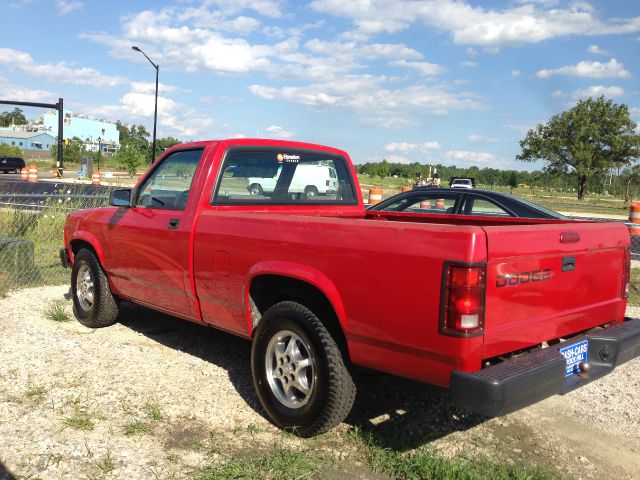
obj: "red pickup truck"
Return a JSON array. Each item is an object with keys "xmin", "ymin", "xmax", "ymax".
[{"xmin": 61, "ymin": 138, "xmax": 640, "ymax": 437}]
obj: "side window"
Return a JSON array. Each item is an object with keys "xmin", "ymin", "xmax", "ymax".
[
  {"xmin": 214, "ymin": 149, "xmax": 356, "ymax": 205},
  {"xmin": 136, "ymin": 149, "xmax": 203, "ymax": 210},
  {"xmin": 464, "ymin": 198, "xmax": 510, "ymax": 216},
  {"xmin": 384, "ymin": 194, "xmax": 458, "ymax": 213}
]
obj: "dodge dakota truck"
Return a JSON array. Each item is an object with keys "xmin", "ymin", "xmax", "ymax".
[{"xmin": 61, "ymin": 138, "xmax": 640, "ymax": 437}]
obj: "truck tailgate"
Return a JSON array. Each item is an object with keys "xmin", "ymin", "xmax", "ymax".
[{"xmin": 482, "ymin": 221, "xmax": 629, "ymax": 359}]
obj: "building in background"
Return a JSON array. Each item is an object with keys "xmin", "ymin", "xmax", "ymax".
[
  {"xmin": 0, "ymin": 130, "xmax": 56, "ymax": 152},
  {"xmin": 37, "ymin": 110, "xmax": 119, "ymax": 155}
]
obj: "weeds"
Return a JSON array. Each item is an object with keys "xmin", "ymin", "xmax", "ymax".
[
  {"xmin": 348, "ymin": 427, "xmax": 558, "ymax": 480},
  {"xmin": 45, "ymin": 300, "xmax": 71, "ymax": 322},
  {"xmin": 144, "ymin": 401, "xmax": 164, "ymax": 421},
  {"xmin": 25, "ymin": 384, "xmax": 46, "ymax": 401},
  {"xmin": 96, "ymin": 451, "xmax": 115, "ymax": 474},
  {"xmin": 63, "ymin": 401, "xmax": 95, "ymax": 431},
  {"xmin": 194, "ymin": 447, "xmax": 315, "ymax": 480},
  {"xmin": 123, "ymin": 420, "xmax": 151, "ymax": 437}
]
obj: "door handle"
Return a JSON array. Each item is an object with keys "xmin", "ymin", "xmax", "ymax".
[{"xmin": 168, "ymin": 218, "xmax": 180, "ymax": 229}]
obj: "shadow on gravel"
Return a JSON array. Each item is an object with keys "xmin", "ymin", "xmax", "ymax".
[
  {"xmin": 0, "ymin": 461, "xmax": 17, "ymax": 480},
  {"xmin": 116, "ymin": 302, "xmax": 486, "ymax": 452},
  {"xmin": 346, "ymin": 371, "xmax": 486, "ymax": 451}
]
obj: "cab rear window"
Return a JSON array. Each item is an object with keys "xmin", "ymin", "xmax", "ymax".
[{"xmin": 213, "ymin": 149, "xmax": 357, "ymax": 205}]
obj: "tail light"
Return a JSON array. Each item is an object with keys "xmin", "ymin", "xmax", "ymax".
[
  {"xmin": 623, "ymin": 247, "xmax": 631, "ymax": 299},
  {"xmin": 441, "ymin": 262, "xmax": 486, "ymax": 336}
]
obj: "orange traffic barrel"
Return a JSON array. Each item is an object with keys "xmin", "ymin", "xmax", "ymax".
[
  {"xmin": 91, "ymin": 171, "xmax": 101, "ymax": 185},
  {"xmin": 20, "ymin": 168, "xmax": 28, "ymax": 180},
  {"xmin": 436, "ymin": 198, "xmax": 445, "ymax": 209},
  {"xmin": 629, "ymin": 201, "xmax": 640, "ymax": 235},
  {"xmin": 27, "ymin": 165, "xmax": 38, "ymax": 182},
  {"xmin": 401, "ymin": 186, "xmax": 412, "ymax": 192},
  {"xmin": 368, "ymin": 188, "xmax": 383, "ymax": 205},
  {"xmin": 420, "ymin": 199, "xmax": 431, "ymax": 209}
]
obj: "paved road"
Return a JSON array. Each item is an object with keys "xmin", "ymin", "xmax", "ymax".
[{"xmin": 0, "ymin": 173, "xmax": 111, "ymax": 209}]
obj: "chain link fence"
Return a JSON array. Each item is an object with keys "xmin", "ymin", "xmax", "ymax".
[
  {"xmin": 0, "ymin": 183, "xmax": 639, "ymax": 296},
  {"xmin": 0, "ymin": 184, "xmax": 109, "ymax": 296}
]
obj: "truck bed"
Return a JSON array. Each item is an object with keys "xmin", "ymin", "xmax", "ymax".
[{"xmin": 193, "ymin": 208, "xmax": 629, "ymax": 386}]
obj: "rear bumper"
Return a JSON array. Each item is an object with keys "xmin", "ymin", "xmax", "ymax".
[{"xmin": 451, "ymin": 317, "xmax": 640, "ymax": 417}]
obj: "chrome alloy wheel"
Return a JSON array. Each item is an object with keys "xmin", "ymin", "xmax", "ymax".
[
  {"xmin": 265, "ymin": 330, "xmax": 315, "ymax": 409},
  {"xmin": 76, "ymin": 264, "xmax": 95, "ymax": 311}
]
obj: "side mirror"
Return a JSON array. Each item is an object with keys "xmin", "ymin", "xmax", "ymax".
[{"xmin": 110, "ymin": 189, "xmax": 131, "ymax": 207}]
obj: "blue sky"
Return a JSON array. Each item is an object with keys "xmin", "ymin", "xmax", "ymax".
[{"xmin": 1, "ymin": 0, "xmax": 639, "ymax": 170}]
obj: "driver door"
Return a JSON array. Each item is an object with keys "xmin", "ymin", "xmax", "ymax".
[{"xmin": 106, "ymin": 148, "xmax": 203, "ymax": 317}]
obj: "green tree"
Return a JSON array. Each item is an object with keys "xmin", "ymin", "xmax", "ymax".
[
  {"xmin": 50, "ymin": 137, "xmax": 86, "ymax": 165},
  {"xmin": 517, "ymin": 96, "xmax": 640, "ymax": 200},
  {"xmin": 0, "ymin": 143, "xmax": 23, "ymax": 157},
  {"xmin": 0, "ymin": 108, "xmax": 28, "ymax": 127},
  {"xmin": 117, "ymin": 122, "xmax": 151, "ymax": 161},
  {"xmin": 114, "ymin": 143, "xmax": 144, "ymax": 177},
  {"xmin": 157, "ymin": 137, "xmax": 182, "ymax": 152},
  {"xmin": 378, "ymin": 159, "xmax": 390, "ymax": 178}
]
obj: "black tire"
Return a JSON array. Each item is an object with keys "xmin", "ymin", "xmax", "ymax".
[
  {"xmin": 71, "ymin": 248, "xmax": 119, "ymax": 328},
  {"xmin": 249, "ymin": 183, "xmax": 264, "ymax": 196},
  {"xmin": 251, "ymin": 301, "xmax": 356, "ymax": 437},
  {"xmin": 304, "ymin": 186, "xmax": 318, "ymax": 198}
]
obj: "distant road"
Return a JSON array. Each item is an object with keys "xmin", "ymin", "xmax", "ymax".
[{"xmin": 0, "ymin": 173, "xmax": 112, "ymax": 206}]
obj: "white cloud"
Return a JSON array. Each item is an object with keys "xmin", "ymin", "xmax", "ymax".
[
  {"xmin": 131, "ymin": 81, "xmax": 189, "ymax": 95},
  {"xmin": 250, "ymin": 76, "xmax": 483, "ymax": 128},
  {"xmin": 512, "ymin": 69, "xmax": 521, "ymax": 76},
  {"xmin": 468, "ymin": 134, "xmax": 498, "ymax": 143},
  {"xmin": 309, "ymin": 0, "xmax": 640, "ymax": 47},
  {"xmin": 536, "ymin": 59, "xmax": 630, "ymax": 79},
  {"xmin": 386, "ymin": 154, "xmax": 411, "ymax": 164},
  {"xmin": 57, "ymin": 0, "xmax": 82, "ymax": 15},
  {"xmin": 200, "ymin": 0, "xmax": 285, "ymax": 18},
  {"xmin": 587, "ymin": 44, "xmax": 609, "ymax": 55},
  {"xmin": 384, "ymin": 141, "xmax": 441, "ymax": 153},
  {"xmin": 0, "ymin": 48, "xmax": 127, "ymax": 87},
  {"xmin": 460, "ymin": 61, "xmax": 477, "ymax": 68},
  {"xmin": 445, "ymin": 150, "xmax": 495, "ymax": 164},
  {"xmin": 82, "ymin": 88, "xmax": 215, "ymax": 138},
  {"xmin": 0, "ymin": 76, "xmax": 53, "ymax": 102},
  {"xmin": 571, "ymin": 85, "xmax": 625, "ymax": 99},
  {"xmin": 466, "ymin": 47, "xmax": 478, "ymax": 57},
  {"xmin": 390, "ymin": 59, "xmax": 445, "ymax": 76},
  {"xmin": 264, "ymin": 125, "xmax": 294, "ymax": 138}
]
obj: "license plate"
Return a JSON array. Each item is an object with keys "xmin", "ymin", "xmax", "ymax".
[{"xmin": 559, "ymin": 339, "xmax": 589, "ymax": 377}]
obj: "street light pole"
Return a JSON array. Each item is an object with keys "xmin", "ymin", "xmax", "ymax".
[{"xmin": 132, "ymin": 46, "xmax": 159, "ymax": 162}]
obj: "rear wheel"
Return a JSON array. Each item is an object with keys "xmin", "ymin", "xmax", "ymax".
[
  {"xmin": 251, "ymin": 301, "xmax": 356, "ymax": 437},
  {"xmin": 249, "ymin": 183, "xmax": 264, "ymax": 196},
  {"xmin": 71, "ymin": 248, "xmax": 119, "ymax": 328},
  {"xmin": 304, "ymin": 186, "xmax": 318, "ymax": 198}
]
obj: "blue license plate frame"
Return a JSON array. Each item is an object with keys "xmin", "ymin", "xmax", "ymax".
[{"xmin": 559, "ymin": 339, "xmax": 589, "ymax": 377}]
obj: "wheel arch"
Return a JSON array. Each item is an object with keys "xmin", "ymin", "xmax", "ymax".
[
  {"xmin": 246, "ymin": 262, "xmax": 349, "ymax": 359},
  {"xmin": 69, "ymin": 233, "xmax": 106, "ymax": 268}
]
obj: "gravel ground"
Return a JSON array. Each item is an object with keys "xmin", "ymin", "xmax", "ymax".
[{"xmin": 1, "ymin": 286, "xmax": 639, "ymax": 479}]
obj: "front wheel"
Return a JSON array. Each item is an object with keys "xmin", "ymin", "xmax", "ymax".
[
  {"xmin": 71, "ymin": 248, "xmax": 119, "ymax": 328},
  {"xmin": 251, "ymin": 301, "xmax": 356, "ymax": 437}
]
